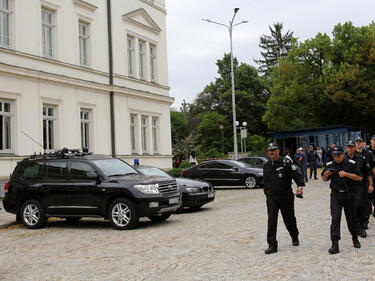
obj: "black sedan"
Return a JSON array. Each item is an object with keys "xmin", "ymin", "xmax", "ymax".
[
  {"xmin": 181, "ymin": 160, "xmax": 263, "ymax": 189},
  {"xmin": 134, "ymin": 165, "xmax": 215, "ymax": 211},
  {"xmin": 238, "ymin": 156, "xmax": 267, "ymax": 168}
]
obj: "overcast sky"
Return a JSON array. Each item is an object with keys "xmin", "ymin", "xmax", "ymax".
[{"xmin": 165, "ymin": 0, "xmax": 375, "ymax": 109}]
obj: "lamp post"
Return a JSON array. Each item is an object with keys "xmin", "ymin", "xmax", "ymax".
[
  {"xmin": 219, "ymin": 124, "xmax": 224, "ymax": 154},
  {"xmin": 202, "ymin": 9, "xmax": 248, "ymax": 160},
  {"xmin": 236, "ymin": 121, "xmax": 248, "ymax": 156}
]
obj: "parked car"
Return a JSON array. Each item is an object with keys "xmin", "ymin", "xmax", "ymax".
[
  {"xmin": 238, "ymin": 156, "xmax": 267, "ymax": 168},
  {"xmin": 3, "ymin": 149, "xmax": 181, "ymax": 230},
  {"xmin": 181, "ymin": 160, "xmax": 263, "ymax": 189},
  {"xmin": 134, "ymin": 165, "xmax": 215, "ymax": 212}
]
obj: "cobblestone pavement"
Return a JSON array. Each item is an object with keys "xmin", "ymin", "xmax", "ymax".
[{"xmin": 1, "ymin": 179, "xmax": 375, "ymax": 281}]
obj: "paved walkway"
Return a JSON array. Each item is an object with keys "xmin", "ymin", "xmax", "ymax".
[{"xmin": 0, "ymin": 179, "xmax": 375, "ymax": 280}]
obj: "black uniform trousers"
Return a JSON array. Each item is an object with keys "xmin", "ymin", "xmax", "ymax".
[
  {"xmin": 330, "ymin": 190, "xmax": 357, "ymax": 241},
  {"xmin": 266, "ymin": 192, "xmax": 299, "ymax": 246},
  {"xmin": 353, "ymin": 186, "xmax": 366, "ymax": 224},
  {"xmin": 309, "ymin": 161, "xmax": 317, "ymax": 179}
]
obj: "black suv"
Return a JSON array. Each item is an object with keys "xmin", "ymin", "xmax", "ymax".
[{"xmin": 3, "ymin": 149, "xmax": 181, "ymax": 230}]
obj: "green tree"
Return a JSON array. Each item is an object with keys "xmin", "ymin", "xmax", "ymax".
[
  {"xmin": 170, "ymin": 111, "xmax": 188, "ymax": 147},
  {"xmin": 254, "ymin": 22, "xmax": 295, "ymax": 76}
]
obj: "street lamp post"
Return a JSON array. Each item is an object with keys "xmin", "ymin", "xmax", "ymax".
[
  {"xmin": 202, "ymin": 9, "xmax": 248, "ymax": 160},
  {"xmin": 219, "ymin": 124, "xmax": 224, "ymax": 154}
]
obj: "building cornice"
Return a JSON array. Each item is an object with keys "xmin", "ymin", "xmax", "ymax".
[
  {"xmin": 0, "ymin": 47, "xmax": 170, "ymax": 91},
  {"xmin": 73, "ymin": 0, "xmax": 97, "ymax": 12},
  {"xmin": 140, "ymin": 0, "xmax": 167, "ymax": 14},
  {"xmin": 122, "ymin": 8, "xmax": 161, "ymax": 34},
  {"xmin": 0, "ymin": 62, "xmax": 174, "ymax": 105}
]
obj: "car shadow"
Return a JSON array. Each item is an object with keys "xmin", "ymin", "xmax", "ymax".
[
  {"xmin": 213, "ymin": 186, "xmax": 261, "ymax": 190},
  {"xmin": 44, "ymin": 217, "xmax": 180, "ymax": 230}
]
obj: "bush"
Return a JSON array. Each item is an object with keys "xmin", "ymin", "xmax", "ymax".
[{"xmin": 167, "ymin": 168, "xmax": 183, "ymax": 178}]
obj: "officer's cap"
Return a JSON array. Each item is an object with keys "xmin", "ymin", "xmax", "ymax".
[
  {"xmin": 297, "ymin": 147, "xmax": 303, "ymax": 151},
  {"xmin": 332, "ymin": 146, "xmax": 344, "ymax": 155},
  {"xmin": 355, "ymin": 136, "xmax": 363, "ymax": 142},
  {"xmin": 346, "ymin": 140, "xmax": 355, "ymax": 147},
  {"xmin": 267, "ymin": 142, "xmax": 279, "ymax": 150},
  {"xmin": 371, "ymin": 135, "xmax": 375, "ymax": 140}
]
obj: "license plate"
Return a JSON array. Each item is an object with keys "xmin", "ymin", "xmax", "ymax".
[
  {"xmin": 207, "ymin": 193, "xmax": 215, "ymax": 198},
  {"xmin": 169, "ymin": 197, "xmax": 179, "ymax": 204}
]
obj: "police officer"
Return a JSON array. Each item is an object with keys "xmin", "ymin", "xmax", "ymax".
[
  {"xmin": 325, "ymin": 142, "xmax": 336, "ymax": 163},
  {"xmin": 322, "ymin": 146, "xmax": 362, "ymax": 254},
  {"xmin": 307, "ymin": 145, "xmax": 318, "ymax": 180},
  {"xmin": 345, "ymin": 140, "xmax": 371, "ymax": 238},
  {"xmin": 355, "ymin": 136, "xmax": 374, "ymax": 229},
  {"xmin": 263, "ymin": 143, "xmax": 305, "ymax": 254},
  {"xmin": 368, "ymin": 136, "xmax": 375, "ymax": 216}
]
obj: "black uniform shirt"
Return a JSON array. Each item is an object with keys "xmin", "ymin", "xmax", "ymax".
[
  {"xmin": 368, "ymin": 146, "xmax": 375, "ymax": 169},
  {"xmin": 323, "ymin": 158, "xmax": 362, "ymax": 191},
  {"xmin": 263, "ymin": 156, "xmax": 305, "ymax": 196}
]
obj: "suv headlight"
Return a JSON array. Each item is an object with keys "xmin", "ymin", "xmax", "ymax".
[
  {"xmin": 185, "ymin": 187, "xmax": 201, "ymax": 193},
  {"xmin": 134, "ymin": 184, "xmax": 160, "ymax": 194}
]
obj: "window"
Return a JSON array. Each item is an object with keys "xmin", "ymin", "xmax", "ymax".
[
  {"xmin": 127, "ymin": 36, "xmax": 135, "ymax": 76},
  {"xmin": 141, "ymin": 116, "xmax": 147, "ymax": 153},
  {"xmin": 43, "ymin": 105, "xmax": 55, "ymax": 150},
  {"xmin": 130, "ymin": 114, "xmax": 137, "ymax": 153},
  {"xmin": 21, "ymin": 162, "xmax": 44, "ymax": 179},
  {"xmin": 41, "ymin": 8, "xmax": 54, "ymax": 58},
  {"xmin": 152, "ymin": 117, "xmax": 158, "ymax": 154},
  {"xmin": 139, "ymin": 41, "xmax": 145, "ymax": 79},
  {"xmin": 149, "ymin": 44, "xmax": 156, "ymax": 82},
  {"xmin": 70, "ymin": 161, "xmax": 95, "ymax": 180},
  {"xmin": 80, "ymin": 110, "xmax": 90, "ymax": 150},
  {"xmin": 45, "ymin": 161, "xmax": 67, "ymax": 180},
  {"xmin": 79, "ymin": 21, "xmax": 89, "ymax": 66},
  {"xmin": 0, "ymin": 100, "xmax": 12, "ymax": 152},
  {"xmin": 0, "ymin": 0, "xmax": 11, "ymax": 47}
]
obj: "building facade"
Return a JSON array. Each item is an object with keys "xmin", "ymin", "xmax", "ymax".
[{"xmin": 0, "ymin": 0, "xmax": 173, "ymax": 178}]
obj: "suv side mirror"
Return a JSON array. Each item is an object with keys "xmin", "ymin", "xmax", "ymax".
[
  {"xmin": 87, "ymin": 171, "xmax": 99, "ymax": 179},
  {"xmin": 233, "ymin": 167, "xmax": 239, "ymax": 172}
]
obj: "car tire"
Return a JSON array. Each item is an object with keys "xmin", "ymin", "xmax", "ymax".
[
  {"xmin": 108, "ymin": 198, "xmax": 139, "ymax": 230},
  {"xmin": 65, "ymin": 217, "xmax": 82, "ymax": 223},
  {"xmin": 148, "ymin": 213, "xmax": 171, "ymax": 222},
  {"xmin": 20, "ymin": 199, "xmax": 46, "ymax": 229},
  {"xmin": 245, "ymin": 175, "xmax": 257, "ymax": 189}
]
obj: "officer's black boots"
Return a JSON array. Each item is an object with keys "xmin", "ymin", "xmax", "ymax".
[
  {"xmin": 328, "ymin": 241, "xmax": 339, "ymax": 254},
  {"xmin": 292, "ymin": 236, "xmax": 299, "ymax": 246},
  {"xmin": 360, "ymin": 229, "xmax": 367, "ymax": 238},
  {"xmin": 352, "ymin": 236, "xmax": 361, "ymax": 248},
  {"xmin": 265, "ymin": 244, "xmax": 278, "ymax": 255}
]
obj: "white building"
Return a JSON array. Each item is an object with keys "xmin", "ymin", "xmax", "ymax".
[{"xmin": 0, "ymin": 0, "xmax": 174, "ymax": 178}]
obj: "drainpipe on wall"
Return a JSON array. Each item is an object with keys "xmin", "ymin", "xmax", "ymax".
[{"xmin": 106, "ymin": 0, "xmax": 116, "ymax": 157}]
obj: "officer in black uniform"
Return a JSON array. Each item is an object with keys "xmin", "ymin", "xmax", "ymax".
[
  {"xmin": 369, "ymin": 135, "xmax": 375, "ymax": 216},
  {"xmin": 345, "ymin": 140, "xmax": 371, "ymax": 238},
  {"xmin": 355, "ymin": 136, "xmax": 374, "ymax": 229},
  {"xmin": 263, "ymin": 143, "xmax": 305, "ymax": 254},
  {"xmin": 322, "ymin": 146, "xmax": 362, "ymax": 254},
  {"xmin": 307, "ymin": 145, "xmax": 318, "ymax": 180}
]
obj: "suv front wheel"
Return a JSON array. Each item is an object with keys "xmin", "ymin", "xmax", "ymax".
[
  {"xmin": 108, "ymin": 198, "xmax": 139, "ymax": 230},
  {"xmin": 20, "ymin": 200, "xmax": 46, "ymax": 229}
]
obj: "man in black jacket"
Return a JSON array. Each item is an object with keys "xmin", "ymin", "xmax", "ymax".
[
  {"xmin": 322, "ymin": 146, "xmax": 362, "ymax": 254},
  {"xmin": 307, "ymin": 145, "xmax": 318, "ymax": 180},
  {"xmin": 263, "ymin": 143, "xmax": 305, "ymax": 254}
]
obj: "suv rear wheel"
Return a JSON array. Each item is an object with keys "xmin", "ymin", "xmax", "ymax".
[
  {"xmin": 108, "ymin": 198, "xmax": 139, "ymax": 230},
  {"xmin": 20, "ymin": 200, "xmax": 46, "ymax": 229}
]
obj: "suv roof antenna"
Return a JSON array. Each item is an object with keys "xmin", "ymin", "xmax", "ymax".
[{"xmin": 21, "ymin": 130, "xmax": 45, "ymax": 153}]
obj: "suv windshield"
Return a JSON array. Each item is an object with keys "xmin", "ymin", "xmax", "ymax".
[
  {"xmin": 138, "ymin": 167, "xmax": 172, "ymax": 179},
  {"xmin": 92, "ymin": 158, "xmax": 139, "ymax": 177}
]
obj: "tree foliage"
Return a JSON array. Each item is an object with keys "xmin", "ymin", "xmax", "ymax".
[
  {"xmin": 264, "ymin": 22, "xmax": 375, "ymax": 131},
  {"xmin": 254, "ymin": 22, "xmax": 295, "ymax": 76}
]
